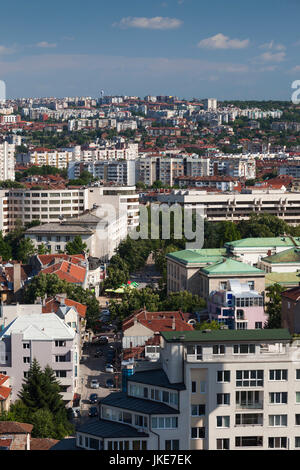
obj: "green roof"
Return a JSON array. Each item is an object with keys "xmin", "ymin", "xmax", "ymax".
[
  {"xmin": 201, "ymin": 258, "xmax": 265, "ymax": 275},
  {"xmin": 266, "ymin": 272, "xmax": 300, "ymax": 287},
  {"xmin": 166, "ymin": 248, "xmax": 226, "ymax": 265},
  {"xmin": 262, "ymin": 247, "xmax": 300, "ymax": 264},
  {"xmin": 226, "ymin": 237, "xmax": 299, "ymax": 249},
  {"xmin": 162, "ymin": 328, "xmax": 292, "ymax": 343}
]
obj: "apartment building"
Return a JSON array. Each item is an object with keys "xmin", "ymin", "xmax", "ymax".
[
  {"xmin": 175, "ymin": 176, "xmax": 240, "ymax": 191},
  {"xmin": 25, "ymin": 208, "xmax": 127, "ymax": 261},
  {"xmin": 0, "ymin": 313, "xmax": 79, "ymax": 404},
  {"xmin": 207, "ymin": 279, "xmax": 267, "ymax": 330},
  {"xmin": 75, "ymin": 328, "xmax": 300, "ymax": 450},
  {"xmin": 68, "ymin": 160, "xmax": 136, "ymax": 186},
  {"xmin": 29, "ymin": 148, "xmax": 79, "ymax": 169},
  {"xmin": 0, "ymin": 142, "xmax": 15, "ymax": 181},
  {"xmin": 156, "ymin": 189, "xmax": 300, "ymax": 224}
]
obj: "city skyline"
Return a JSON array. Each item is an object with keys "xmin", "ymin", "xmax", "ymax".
[{"xmin": 0, "ymin": 0, "xmax": 300, "ymax": 100}]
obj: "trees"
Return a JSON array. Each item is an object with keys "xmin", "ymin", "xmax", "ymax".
[
  {"xmin": 264, "ymin": 283, "xmax": 285, "ymax": 329},
  {"xmin": 24, "ymin": 273, "xmax": 100, "ymax": 330},
  {"xmin": 0, "ymin": 360, "xmax": 74, "ymax": 439},
  {"xmin": 194, "ymin": 320, "xmax": 222, "ymax": 331},
  {"xmin": 16, "ymin": 238, "xmax": 36, "ymax": 263},
  {"xmin": 65, "ymin": 236, "xmax": 88, "ymax": 255},
  {"xmin": 161, "ymin": 291, "xmax": 206, "ymax": 313},
  {"xmin": 0, "ymin": 233, "xmax": 12, "ymax": 260}
]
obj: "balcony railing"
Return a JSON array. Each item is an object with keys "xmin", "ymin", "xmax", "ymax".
[{"xmin": 236, "ymin": 402, "xmax": 264, "ymax": 410}]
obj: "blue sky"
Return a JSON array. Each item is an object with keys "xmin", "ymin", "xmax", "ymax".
[{"xmin": 0, "ymin": 0, "xmax": 300, "ymax": 99}]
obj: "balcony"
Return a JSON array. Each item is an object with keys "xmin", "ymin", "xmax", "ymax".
[{"xmin": 235, "ymin": 402, "xmax": 264, "ymax": 410}]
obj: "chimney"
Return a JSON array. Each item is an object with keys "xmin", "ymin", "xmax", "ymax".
[
  {"xmin": 13, "ymin": 263, "xmax": 21, "ymax": 294},
  {"xmin": 172, "ymin": 317, "xmax": 176, "ymax": 330}
]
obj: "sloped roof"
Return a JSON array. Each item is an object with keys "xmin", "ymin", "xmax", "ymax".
[
  {"xmin": 262, "ymin": 247, "xmax": 300, "ymax": 264},
  {"xmin": 281, "ymin": 286, "xmax": 300, "ymax": 301},
  {"xmin": 122, "ymin": 309, "xmax": 193, "ymax": 333},
  {"xmin": 201, "ymin": 258, "xmax": 265, "ymax": 275},
  {"xmin": 39, "ymin": 260, "xmax": 86, "ymax": 284},
  {"xmin": 100, "ymin": 392, "xmax": 180, "ymax": 415},
  {"xmin": 30, "ymin": 438, "xmax": 59, "ymax": 450},
  {"xmin": 166, "ymin": 248, "xmax": 226, "ymax": 265},
  {"xmin": 128, "ymin": 369, "xmax": 185, "ymax": 391},
  {"xmin": 77, "ymin": 419, "xmax": 149, "ymax": 439},
  {"xmin": 0, "ymin": 422, "xmax": 33, "ymax": 434},
  {"xmin": 0, "ymin": 313, "xmax": 75, "ymax": 341},
  {"xmin": 225, "ymin": 237, "xmax": 298, "ymax": 249}
]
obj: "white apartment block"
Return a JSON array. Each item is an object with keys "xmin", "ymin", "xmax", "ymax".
[
  {"xmin": 0, "ymin": 142, "xmax": 15, "ymax": 181},
  {"xmin": 0, "ymin": 185, "xmax": 139, "ymax": 234},
  {"xmin": 29, "ymin": 148, "xmax": 80, "ymax": 169},
  {"xmin": 76, "ymin": 328, "xmax": 300, "ymax": 450},
  {"xmin": 68, "ymin": 160, "xmax": 136, "ymax": 186},
  {"xmin": 160, "ymin": 328, "xmax": 300, "ymax": 450},
  {"xmin": 156, "ymin": 188, "xmax": 300, "ymax": 225}
]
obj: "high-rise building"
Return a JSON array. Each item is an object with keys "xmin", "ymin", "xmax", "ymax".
[{"xmin": 0, "ymin": 142, "xmax": 15, "ymax": 181}]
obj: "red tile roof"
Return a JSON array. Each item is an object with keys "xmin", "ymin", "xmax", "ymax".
[
  {"xmin": 30, "ymin": 438, "xmax": 59, "ymax": 450},
  {"xmin": 123, "ymin": 309, "xmax": 193, "ymax": 333},
  {"xmin": 42, "ymin": 296, "xmax": 86, "ymax": 318},
  {"xmin": 39, "ymin": 259, "xmax": 86, "ymax": 284},
  {"xmin": 0, "ymin": 422, "xmax": 33, "ymax": 434},
  {"xmin": 281, "ymin": 286, "xmax": 300, "ymax": 301}
]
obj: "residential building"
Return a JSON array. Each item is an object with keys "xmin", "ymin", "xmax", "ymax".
[
  {"xmin": 259, "ymin": 248, "xmax": 300, "ymax": 273},
  {"xmin": 122, "ymin": 308, "xmax": 193, "ymax": 349},
  {"xmin": 0, "ymin": 313, "xmax": 79, "ymax": 404},
  {"xmin": 75, "ymin": 328, "xmax": 300, "ymax": 450},
  {"xmin": 0, "ymin": 142, "xmax": 15, "ymax": 181},
  {"xmin": 68, "ymin": 160, "xmax": 136, "ymax": 186},
  {"xmin": 208, "ymin": 279, "xmax": 267, "ymax": 330},
  {"xmin": 0, "ymin": 421, "xmax": 58, "ymax": 450},
  {"xmin": 156, "ymin": 189, "xmax": 300, "ymax": 224},
  {"xmin": 281, "ymin": 286, "xmax": 300, "ymax": 334},
  {"xmin": 225, "ymin": 237, "xmax": 300, "ymax": 266}
]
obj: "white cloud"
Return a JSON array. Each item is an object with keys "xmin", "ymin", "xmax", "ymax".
[
  {"xmin": 258, "ymin": 51, "xmax": 286, "ymax": 63},
  {"xmin": 114, "ymin": 16, "xmax": 182, "ymax": 30},
  {"xmin": 259, "ymin": 40, "xmax": 286, "ymax": 51},
  {"xmin": 197, "ymin": 33, "xmax": 249, "ymax": 50},
  {"xmin": 0, "ymin": 45, "xmax": 15, "ymax": 55},
  {"xmin": 36, "ymin": 41, "xmax": 57, "ymax": 48}
]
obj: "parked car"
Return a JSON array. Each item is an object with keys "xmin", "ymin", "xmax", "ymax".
[
  {"xmin": 89, "ymin": 393, "xmax": 98, "ymax": 404},
  {"xmin": 106, "ymin": 379, "xmax": 115, "ymax": 389},
  {"xmin": 90, "ymin": 379, "xmax": 99, "ymax": 389},
  {"xmin": 105, "ymin": 364, "xmax": 114, "ymax": 373},
  {"xmin": 88, "ymin": 406, "xmax": 98, "ymax": 417}
]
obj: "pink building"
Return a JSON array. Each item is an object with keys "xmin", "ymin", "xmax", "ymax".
[{"xmin": 208, "ymin": 279, "xmax": 267, "ymax": 330}]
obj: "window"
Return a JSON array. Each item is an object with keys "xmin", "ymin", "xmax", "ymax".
[
  {"xmin": 217, "ymin": 416, "xmax": 230, "ymax": 428},
  {"xmin": 151, "ymin": 417, "xmax": 178, "ymax": 429},
  {"xmin": 255, "ymin": 322, "xmax": 263, "ymax": 329},
  {"xmin": 296, "ymin": 415, "xmax": 300, "ymax": 426},
  {"xmin": 296, "ymin": 370, "xmax": 300, "ymax": 380},
  {"xmin": 216, "ymin": 439, "xmax": 230, "ymax": 450},
  {"xmin": 236, "ymin": 391, "xmax": 262, "ymax": 408},
  {"xmin": 55, "ymin": 370, "xmax": 67, "ymax": 378},
  {"xmin": 23, "ymin": 343, "xmax": 30, "ymax": 349},
  {"xmin": 268, "ymin": 437, "xmax": 287, "ymax": 449},
  {"xmin": 295, "ymin": 437, "xmax": 300, "ymax": 448},
  {"xmin": 235, "ymin": 436, "xmax": 263, "ymax": 447},
  {"xmin": 217, "ymin": 393, "xmax": 230, "ymax": 405},
  {"xmin": 200, "ymin": 381, "xmax": 206, "ymax": 394},
  {"xmin": 186, "ymin": 345, "xmax": 202, "ymax": 360},
  {"xmin": 236, "ymin": 370, "xmax": 263, "ymax": 387},
  {"xmin": 213, "ymin": 345, "xmax": 225, "ymax": 355},
  {"xmin": 296, "ymin": 392, "xmax": 300, "ymax": 403},
  {"xmin": 233, "ymin": 344, "xmax": 255, "ymax": 354},
  {"xmin": 135, "ymin": 415, "xmax": 148, "ymax": 428},
  {"xmin": 269, "ymin": 392, "xmax": 288, "ymax": 404},
  {"xmin": 192, "ymin": 381, "xmax": 197, "ymax": 393},
  {"xmin": 165, "ymin": 440, "xmax": 179, "ymax": 450},
  {"xmin": 24, "ymin": 371, "xmax": 29, "ymax": 378},
  {"xmin": 220, "ymin": 281, "xmax": 227, "ymax": 290},
  {"xmin": 23, "ymin": 357, "xmax": 30, "ymax": 363},
  {"xmin": 191, "ymin": 427, "xmax": 205, "ymax": 439},
  {"xmin": 269, "ymin": 369, "xmax": 288, "ymax": 381},
  {"xmin": 55, "ymin": 340, "xmax": 66, "ymax": 347},
  {"xmin": 269, "ymin": 415, "xmax": 287, "ymax": 427},
  {"xmin": 191, "ymin": 405, "xmax": 205, "ymax": 416},
  {"xmin": 235, "ymin": 414, "xmax": 263, "ymax": 426},
  {"xmin": 217, "ymin": 370, "xmax": 230, "ymax": 383}
]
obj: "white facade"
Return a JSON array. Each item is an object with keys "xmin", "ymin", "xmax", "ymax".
[{"xmin": 0, "ymin": 142, "xmax": 15, "ymax": 181}]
